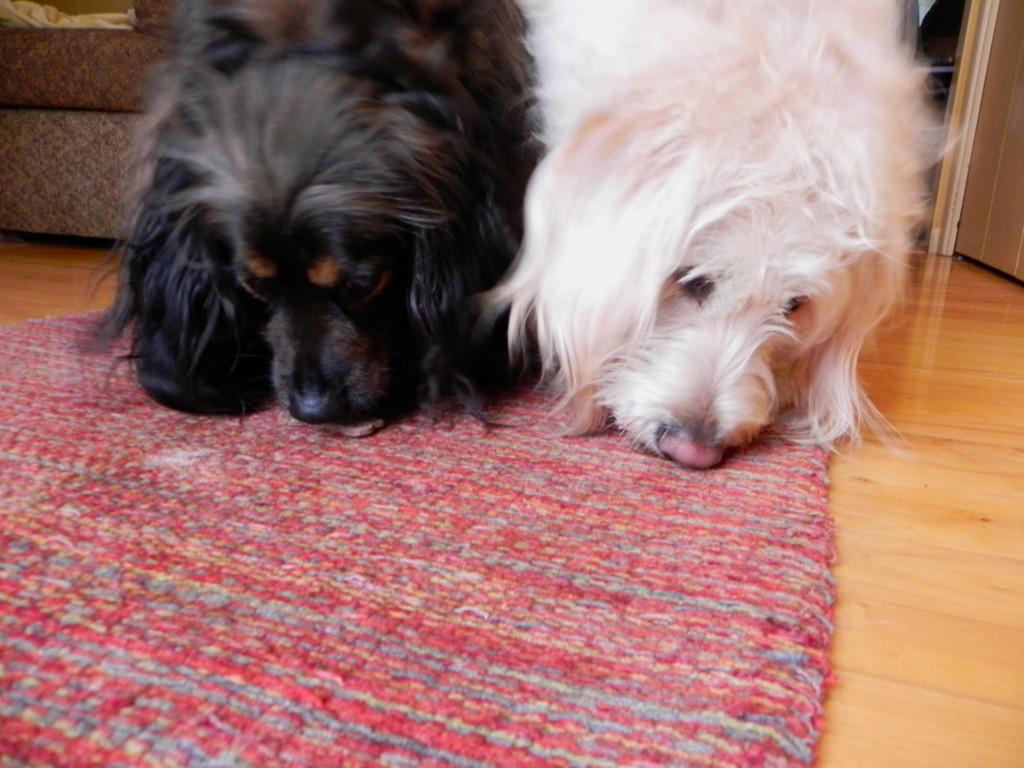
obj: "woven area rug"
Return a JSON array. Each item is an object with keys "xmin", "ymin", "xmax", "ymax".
[{"xmin": 0, "ymin": 314, "xmax": 834, "ymax": 767}]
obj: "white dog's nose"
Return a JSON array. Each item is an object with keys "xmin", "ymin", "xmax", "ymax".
[{"xmin": 657, "ymin": 429, "xmax": 724, "ymax": 469}]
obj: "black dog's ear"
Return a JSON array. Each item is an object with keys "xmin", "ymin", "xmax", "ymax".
[
  {"xmin": 407, "ymin": 221, "xmax": 468, "ymax": 406},
  {"xmin": 407, "ymin": 166, "xmax": 518, "ymax": 410},
  {"xmin": 107, "ymin": 157, "xmax": 272, "ymax": 414}
]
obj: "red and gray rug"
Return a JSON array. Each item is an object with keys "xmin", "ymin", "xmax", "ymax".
[{"xmin": 0, "ymin": 315, "xmax": 834, "ymax": 767}]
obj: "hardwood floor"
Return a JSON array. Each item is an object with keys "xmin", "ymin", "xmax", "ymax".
[
  {"xmin": 1, "ymin": 241, "xmax": 1022, "ymax": 766},
  {"xmin": 0, "ymin": 240, "xmax": 117, "ymax": 325},
  {"xmin": 823, "ymin": 255, "xmax": 1024, "ymax": 767}
]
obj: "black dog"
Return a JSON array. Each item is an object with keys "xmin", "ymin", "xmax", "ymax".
[{"xmin": 106, "ymin": 0, "xmax": 535, "ymax": 427}]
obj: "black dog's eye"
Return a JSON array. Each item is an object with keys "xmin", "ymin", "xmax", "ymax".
[
  {"xmin": 239, "ymin": 253, "xmax": 278, "ymax": 302},
  {"xmin": 237, "ymin": 274, "xmax": 274, "ymax": 303},
  {"xmin": 240, "ymin": 278, "xmax": 268, "ymax": 300},
  {"xmin": 340, "ymin": 271, "xmax": 391, "ymax": 303},
  {"xmin": 673, "ymin": 268, "xmax": 715, "ymax": 303},
  {"xmin": 785, "ymin": 296, "xmax": 809, "ymax": 316}
]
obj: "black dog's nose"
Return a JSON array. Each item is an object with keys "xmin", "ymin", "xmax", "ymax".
[{"xmin": 289, "ymin": 386, "xmax": 333, "ymax": 424}]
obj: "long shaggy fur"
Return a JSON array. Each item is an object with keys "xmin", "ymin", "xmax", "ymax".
[
  {"xmin": 107, "ymin": 0, "xmax": 535, "ymax": 424},
  {"xmin": 487, "ymin": 0, "xmax": 937, "ymax": 467}
]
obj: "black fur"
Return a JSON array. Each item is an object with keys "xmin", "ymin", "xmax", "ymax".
[{"xmin": 106, "ymin": 0, "xmax": 535, "ymax": 423}]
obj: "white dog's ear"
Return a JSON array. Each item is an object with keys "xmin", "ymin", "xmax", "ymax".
[
  {"xmin": 489, "ymin": 111, "xmax": 705, "ymax": 432},
  {"xmin": 789, "ymin": 250, "xmax": 906, "ymax": 446}
]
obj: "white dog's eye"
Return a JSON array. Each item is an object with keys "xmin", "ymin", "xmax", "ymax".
[
  {"xmin": 785, "ymin": 296, "xmax": 809, "ymax": 316},
  {"xmin": 673, "ymin": 268, "xmax": 715, "ymax": 303}
]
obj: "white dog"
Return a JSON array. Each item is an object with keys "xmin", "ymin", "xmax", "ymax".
[{"xmin": 489, "ymin": 0, "xmax": 935, "ymax": 467}]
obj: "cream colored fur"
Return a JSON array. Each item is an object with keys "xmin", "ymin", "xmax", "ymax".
[{"xmin": 489, "ymin": 0, "xmax": 936, "ymax": 466}]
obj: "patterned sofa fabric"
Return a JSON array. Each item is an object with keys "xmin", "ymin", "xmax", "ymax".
[
  {"xmin": 0, "ymin": 29, "xmax": 166, "ymax": 112},
  {"xmin": 0, "ymin": 109, "xmax": 137, "ymax": 239},
  {"xmin": 0, "ymin": 3, "xmax": 173, "ymax": 238}
]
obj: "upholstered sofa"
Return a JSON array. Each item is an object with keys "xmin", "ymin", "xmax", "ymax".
[{"xmin": 0, "ymin": 1, "xmax": 171, "ymax": 239}]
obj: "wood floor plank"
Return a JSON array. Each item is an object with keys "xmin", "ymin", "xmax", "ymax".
[
  {"xmin": 0, "ymin": 247, "xmax": 116, "ymax": 325},
  {"xmin": 830, "ymin": 480, "xmax": 1024, "ymax": 561},
  {"xmin": 832, "ymin": 597, "xmax": 1024, "ymax": 709},
  {"xmin": 832, "ymin": 437, "xmax": 1024, "ymax": 514},
  {"xmin": 835, "ymin": 531, "xmax": 1024, "ymax": 630},
  {"xmin": 0, "ymin": 240, "xmax": 117, "ymax": 269},
  {"xmin": 871, "ymin": 334, "xmax": 1024, "ymax": 378},
  {"xmin": 819, "ymin": 672, "xmax": 1024, "ymax": 768}
]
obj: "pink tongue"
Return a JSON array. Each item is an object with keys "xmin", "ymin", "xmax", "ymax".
[{"xmin": 657, "ymin": 432, "xmax": 724, "ymax": 469}]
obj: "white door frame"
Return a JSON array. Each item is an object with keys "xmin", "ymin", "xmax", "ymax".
[{"xmin": 928, "ymin": 0, "xmax": 1002, "ymax": 256}]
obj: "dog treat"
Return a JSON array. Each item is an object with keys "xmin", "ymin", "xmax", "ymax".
[{"xmin": 330, "ymin": 420, "xmax": 385, "ymax": 439}]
